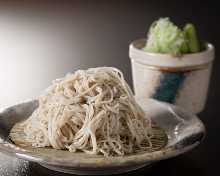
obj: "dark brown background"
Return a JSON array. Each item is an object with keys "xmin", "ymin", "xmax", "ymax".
[{"xmin": 0, "ymin": 1, "xmax": 219, "ymax": 175}]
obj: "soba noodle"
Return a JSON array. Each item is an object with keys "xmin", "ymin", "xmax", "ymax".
[{"xmin": 18, "ymin": 67, "xmax": 159, "ymax": 156}]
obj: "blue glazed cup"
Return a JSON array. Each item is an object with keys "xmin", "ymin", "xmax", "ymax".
[{"xmin": 129, "ymin": 39, "xmax": 215, "ymax": 114}]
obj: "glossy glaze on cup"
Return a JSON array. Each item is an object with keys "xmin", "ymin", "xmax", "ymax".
[{"xmin": 129, "ymin": 39, "xmax": 215, "ymax": 114}]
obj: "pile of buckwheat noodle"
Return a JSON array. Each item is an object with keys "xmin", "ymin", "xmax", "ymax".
[{"xmin": 20, "ymin": 67, "xmax": 160, "ymax": 157}]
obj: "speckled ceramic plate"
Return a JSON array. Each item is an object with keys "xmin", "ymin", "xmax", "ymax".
[{"xmin": 0, "ymin": 99, "xmax": 205, "ymax": 175}]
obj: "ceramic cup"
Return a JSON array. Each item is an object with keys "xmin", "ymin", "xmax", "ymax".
[{"xmin": 129, "ymin": 39, "xmax": 215, "ymax": 114}]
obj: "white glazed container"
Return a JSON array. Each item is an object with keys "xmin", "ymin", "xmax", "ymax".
[{"xmin": 129, "ymin": 39, "xmax": 215, "ymax": 114}]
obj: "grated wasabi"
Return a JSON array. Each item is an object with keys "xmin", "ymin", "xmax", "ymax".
[{"xmin": 143, "ymin": 18, "xmax": 201, "ymax": 55}]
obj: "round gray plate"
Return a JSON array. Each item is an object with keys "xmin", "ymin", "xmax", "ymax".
[{"xmin": 0, "ymin": 99, "xmax": 205, "ymax": 175}]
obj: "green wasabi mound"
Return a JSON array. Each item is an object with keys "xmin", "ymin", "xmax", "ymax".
[{"xmin": 143, "ymin": 18, "xmax": 201, "ymax": 55}]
